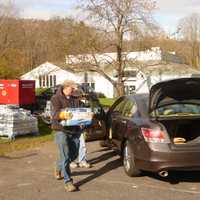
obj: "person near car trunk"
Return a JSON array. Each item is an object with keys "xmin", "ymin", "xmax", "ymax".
[
  {"xmin": 69, "ymin": 92, "xmax": 92, "ymax": 169},
  {"xmin": 50, "ymin": 80, "xmax": 82, "ymax": 192}
]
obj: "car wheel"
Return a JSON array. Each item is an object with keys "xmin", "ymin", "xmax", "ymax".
[{"xmin": 123, "ymin": 140, "xmax": 141, "ymax": 177}]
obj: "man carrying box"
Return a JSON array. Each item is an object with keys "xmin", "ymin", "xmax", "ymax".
[{"xmin": 51, "ymin": 80, "xmax": 82, "ymax": 192}]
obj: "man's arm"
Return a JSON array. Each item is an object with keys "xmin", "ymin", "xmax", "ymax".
[
  {"xmin": 50, "ymin": 96, "xmax": 62, "ymax": 121},
  {"xmin": 51, "ymin": 96, "xmax": 73, "ymax": 120}
]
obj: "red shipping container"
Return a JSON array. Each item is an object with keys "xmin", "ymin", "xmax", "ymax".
[{"xmin": 0, "ymin": 80, "xmax": 35, "ymax": 105}]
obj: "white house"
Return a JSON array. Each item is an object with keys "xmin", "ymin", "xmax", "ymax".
[
  {"xmin": 21, "ymin": 48, "xmax": 200, "ymax": 98},
  {"xmin": 65, "ymin": 47, "xmax": 164, "ymax": 97},
  {"xmin": 21, "ymin": 62, "xmax": 77, "ymax": 88},
  {"xmin": 20, "ymin": 62, "xmax": 113, "ymax": 97},
  {"xmin": 129, "ymin": 63, "xmax": 200, "ymax": 94},
  {"xmin": 67, "ymin": 47, "xmax": 162, "ymax": 65},
  {"xmin": 66, "ymin": 47, "xmax": 200, "ymax": 96}
]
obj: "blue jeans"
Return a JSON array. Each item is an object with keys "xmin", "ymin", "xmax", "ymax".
[
  {"xmin": 78, "ymin": 133, "xmax": 87, "ymax": 163},
  {"xmin": 55, "ymin": 131, "xmax": 80, "ymax": 184}
]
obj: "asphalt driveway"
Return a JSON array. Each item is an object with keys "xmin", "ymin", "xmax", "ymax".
[{"xmin": 0, "ymin": 141, "xmax": 200, "ymax": 200}]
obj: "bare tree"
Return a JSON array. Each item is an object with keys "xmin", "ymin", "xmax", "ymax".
[
  {"xmin": 0, "ymin": 1, "xmax": 19, "ymax": 58},
  {"xmin": 66, "ymin": 0, "xmax": 158, "ymax": 96},
  {"xmin": 0, "ymin": 1, "xmax": 21, "ymax": 78},
  {"xmin": 178, "ymin": 13, "xmax": 200, "ymax": 68}
]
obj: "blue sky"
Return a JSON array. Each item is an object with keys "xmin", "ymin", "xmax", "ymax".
[
  {"xmin": 14, "ymin": 0, "xmax": 77, "ymax": 20},
  {"xmin": 155, "ymin": 0, "xmax": 200, "ymax": 34},
  {"xmin": 1, "ymin": 0, "xmax": 200, "ymax": 35}
]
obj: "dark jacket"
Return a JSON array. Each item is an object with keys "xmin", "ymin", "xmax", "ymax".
[{"xmin": 50, "ymin": 86, "xmax": 81, "ymax": 133}]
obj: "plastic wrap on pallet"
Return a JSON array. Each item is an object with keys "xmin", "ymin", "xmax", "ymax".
[{"xmin": 0, "ymin": 105, "xmax": 38, "ymax": 139}]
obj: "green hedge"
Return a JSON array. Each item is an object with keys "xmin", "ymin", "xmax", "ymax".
[{"xmin": 35, "ymin": 88, "xmax": 51, "ymax": 96}]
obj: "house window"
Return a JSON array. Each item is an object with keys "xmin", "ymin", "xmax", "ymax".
[
  {"xmin": 46, "ymin": 75, "xmax": 49, "ymax": 88},
  {"xmin": 84, "ymin": 72, "xmax": 88, "ymax": 83},
  {"xmin": 125, "ymin": 85, "xmax": 136, "ymax": 95},
  {"xmin": 81, "ymin": 82, "xmax": 95, "ymax": 92},
  {"xmin": 39, "ymin": 76, "xmax": 42, "ymax": 87},
  {"xmin": 53, "ymin": 75, "xmax": 56, "ymax": 87},
  {"xmin": 91, "ymin": 83, "xmax": 95, "ymax": 90},
  {"xmin": 123, "ymin": 70, "xmax": 137, "ymax": 77},
  {"xmin": 50, "ymin": 75, "xmax": 53, "ymax": 87},
  {"xmin": 42, "ymin": 76, "xmax": 46, "ymax": 87},
  {"xmin": 81, "ymin": 83, "xmax": 89, "ymax": 92}
]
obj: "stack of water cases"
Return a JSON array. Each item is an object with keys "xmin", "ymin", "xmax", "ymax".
[
  {"xmin": 0, "ymin": 105, "xmax": 38, "ymax": 139},
  {"xmin": 60, "ymin": 108, "xmax": 94, "ymax": 127}
]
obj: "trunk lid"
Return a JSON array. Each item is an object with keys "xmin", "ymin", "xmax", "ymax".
[{"xmin": 149, "ymin": 78, "xmax": 200, "ymax": 115}]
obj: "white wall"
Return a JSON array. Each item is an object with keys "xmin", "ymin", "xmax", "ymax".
[
  {"xmin": 93, "ymin": 73, "xmax": 114, "ymax": 98},
  {"xmin": 75, "ymin": 72, "xmax": 114, "ymax": 98},
  {"xmin": 135, "ymin": 73, "xmax": 194, "ymax": 94},
  {"xmin": 53, "ymin": 69, "xmax": 77, "ymax": 86}
]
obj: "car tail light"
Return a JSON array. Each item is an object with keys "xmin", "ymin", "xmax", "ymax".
[{"xmin": 141, "ymin": 128, "xmax": 166, "ymax": 143}]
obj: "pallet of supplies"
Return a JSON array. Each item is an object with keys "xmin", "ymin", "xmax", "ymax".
[{"xmin": 0, "ymin": 105, "xmax": 38, "ymax": 139}]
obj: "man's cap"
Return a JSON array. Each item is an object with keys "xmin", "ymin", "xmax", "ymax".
[{"xmin": 62, "ymin": 80, "xmax": 78, "ymax": 89}]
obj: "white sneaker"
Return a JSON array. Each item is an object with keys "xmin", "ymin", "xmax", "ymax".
[
  {"xmin": 70, "ymin": 162, "xmax": 78, "ymax": 169},
  {"xmin": 79, "ymin": 162, "xmax": 92, "ymax": 168}
]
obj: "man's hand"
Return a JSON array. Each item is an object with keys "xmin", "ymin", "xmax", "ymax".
[{"xmin": 59, "ymin": 111, "xmax": 73, "ymax": 120}]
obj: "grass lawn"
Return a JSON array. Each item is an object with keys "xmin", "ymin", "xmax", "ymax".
[
  {"xmin": 0, "ymin": 119, "xmax": 54, "ymax": 156},
  {"xmin": 98, "ymin": 98, "xmax": 116, "ymax": 107}
]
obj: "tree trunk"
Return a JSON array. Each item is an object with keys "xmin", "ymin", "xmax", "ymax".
[{"xmin": 115, "ymin": 82, "xmax": 125, "ymax": 96}]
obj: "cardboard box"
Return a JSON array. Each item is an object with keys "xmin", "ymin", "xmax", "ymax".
[{"xmin": 60, "ymin": 108, "xmax": 93, "ymax": 126}]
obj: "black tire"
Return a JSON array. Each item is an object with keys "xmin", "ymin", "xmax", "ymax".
[{"xmin": 123, "ymin": 140, "xmax": 141, "ymax": 177}]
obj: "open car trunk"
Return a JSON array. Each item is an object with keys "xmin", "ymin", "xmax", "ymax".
[
  {"xmin": 149, "ymin": 78, "xmax": 200, "ymax": 146},
  {"xmin": 159, "ymin": 119, "xmax": 200, "ymax": 145}
]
